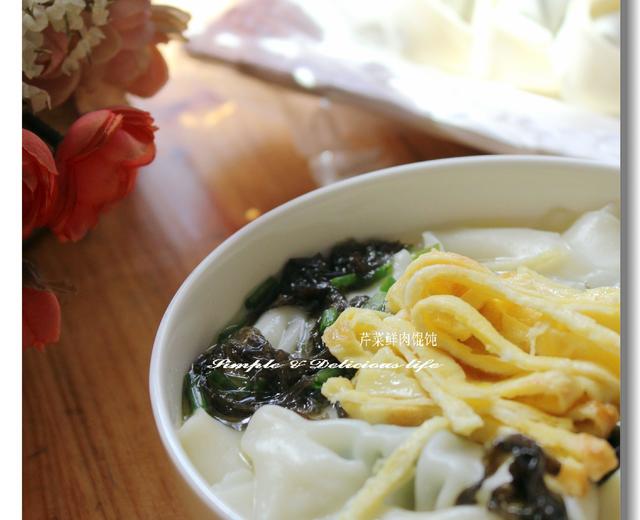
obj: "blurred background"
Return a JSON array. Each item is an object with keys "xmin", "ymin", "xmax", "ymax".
[
  {"xmin": 23, "ymin": 0, "xmax": 620, "ymax": 518},
  {"xmin": 134, "ymin": 0, "xmax": 620, "ymax": 228}
]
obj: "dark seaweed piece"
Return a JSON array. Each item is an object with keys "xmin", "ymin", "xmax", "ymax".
[
  {"xmin": 598, "ymin": 422, "xmax": 621, "ymax": 484},
  {"xmin": 273, "ymin": 254, "xmax": 347, "ymax": 312},
  {"xmin": 608, "ymin": 423, "xmax": 620, "ymax": 459},
  {"xmin": 269, "ymin": 239, "xmax": 401, "ymax": 312},
  {"xmin": 456, "ymin": 482, "xmax": 483, "ymax": 506},
  {"xmin": 328, "ymin": 239, "xmax": 403, "ymax": 291},
  {"xmin": 456, "ymin": 434, "xmax": 567, "ymax": 520},
  {"xmin": 185, "ymin": 327, "xmax": 353, "ymax": 429},
  {"xmin": 329, "ymin": 239, "xmax": 402, "ymax": 278},
  {"xmin": 348, "ymin": 295, "xmax": 371, "ymax": 308},
  {"xmin": 334, "ymin": 403, "xmax": 349, "ymax": 418}
]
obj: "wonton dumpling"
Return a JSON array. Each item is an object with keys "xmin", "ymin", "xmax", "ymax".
[
  {"xmin": 232, "ymin": 407, "xmax": 505, "ymax": 519},
  {"xmin": 181, "ymin": 406, "xmax": 610, "ymax": 519},
  {"xmin": 178, "ymin": 408, "xmax": 245, "ymax": 485},
  {"xmin": 557, "ymin": 205, "xmax": 620, "ymax": 287},
  {"xmin": 211, "ymin": 468, "xmax": 255, "ymax": 519},
  {"xmin": 239, "ymin": 405, "xmax": 415, "ymax": 520},
  {"xmin": 414, "ymin": 430, "xmax": 485, "ymax": 510},
  {"xmin": 433, "ymin": 227, "xmax": 569, "ymax": 273},
  {"xmin": 379, "ymin": 506, "xmax": 499, "ymax": 519},
  {"xmin": 254, "ymin": 306, "xmax": 310, "ymax": 353},
  {"xmin": 431, "ymin": 205, "xmax": 619, "ymax": 288},
  {"xmin": 564, "ymin": 483, "xmax": 600, "ymax": 520}
]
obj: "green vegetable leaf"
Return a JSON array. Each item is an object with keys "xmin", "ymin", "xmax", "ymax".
[
  {"xmin": 319, "ymin": 307, "xmax": 340, "ymax": 334},
  {"xmin": 368, "ymin": 262, "xmax": 392, "ymax": 283},
  {"xmin": 379, "ymin": 275, "xmax": 396, "ymax": 293},
  {"xmin": 330, "ymin": 273, "xmax": 359, "ymax": 289},
  {"xmin": 313, "ymin": 368, "xmax": 344, "ymax": 390},
  {"xmin": 245, "ymin": 276, "xmax": 280, "ymax": 310},
  {"xmin": 217, "ymin": 322, "xmax": 245, "ymax": 342},
  {"xmin": 182, "ymin": 373, "xmax": 209, "ymax": 420}
]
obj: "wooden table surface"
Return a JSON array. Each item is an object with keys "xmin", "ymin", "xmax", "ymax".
[{"xmin": 23, "ymin": 37, "xmax": 478, "ymax": 519}]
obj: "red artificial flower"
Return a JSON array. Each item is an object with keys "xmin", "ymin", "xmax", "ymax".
[
  {"xmin": 49, "ymin": 106, "xmax": 156, "ymax": 242},
  {"xmin": 22, "ymin": 286, "xmax": 61, "ymax": 350},
  {"xmin": 22, "ymin": 129, "xmax": 59, "ymax": 239}
]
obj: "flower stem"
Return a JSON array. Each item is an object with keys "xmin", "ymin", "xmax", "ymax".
[
  {"xmin": 22, "ymin": 227, "xmax": 48, "ymax": 252},
  {"xmin": 22, "ymin": 112, "xmax": 63, "ymax": 149}
]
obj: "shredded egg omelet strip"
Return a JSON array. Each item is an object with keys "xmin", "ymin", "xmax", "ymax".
[{"xmin": 322, "ymin": 251, "xmax": 620, "ymax": 498}]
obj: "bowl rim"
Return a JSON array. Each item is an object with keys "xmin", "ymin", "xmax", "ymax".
[{"xmin": 149, "ymin": 154, "xmax": 618, "ymax": 518}]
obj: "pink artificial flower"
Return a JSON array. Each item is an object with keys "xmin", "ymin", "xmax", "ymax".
[{"xmin": 24, "ymin": 1, "xmax": 189, "ymax": 113}]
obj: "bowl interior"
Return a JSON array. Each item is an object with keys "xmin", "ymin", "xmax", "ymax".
[{"xmin": 150, "ymin": 156, "xmax": 619, "ymax": 517}]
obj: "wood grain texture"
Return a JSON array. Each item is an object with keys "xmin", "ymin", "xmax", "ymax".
[{"xmin": 23, "ymin": 41, "xmax": 478, "ymax": 519}]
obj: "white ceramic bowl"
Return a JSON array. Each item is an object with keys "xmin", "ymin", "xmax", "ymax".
[{"xmin": 150, "ymin": 155, "xmax": 619, "ymax": 519}]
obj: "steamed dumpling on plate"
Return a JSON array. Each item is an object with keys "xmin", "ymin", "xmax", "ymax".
[
  {"xmin": 394, "ymin": 0, "xmax": 477, "ymax": 74},
  {"xmin": 554, "ymin": 0, "xmax": 620, "ymax": 115},
  {"xmin": 477, "ymin": 0, "xmax": 569, "ymax": 94},
  {"xmin": 375, "ymin": 0, "xmax": 619, "ymax": 114}
]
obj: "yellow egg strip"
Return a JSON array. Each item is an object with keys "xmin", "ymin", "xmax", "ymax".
[
  {"xmin": 322, "ymin": 251, "xmax": 620, "ymax": 495},
  {"xmin": 322, "ymin": 377, "xmax": 439, "ymax": 427},
  {"xmin": 412, "ymin": 295, "xmax": 619, "ymax": 386},
  {"xmin": 387, "ymin": 251, "xmax": 491, "ymax": 313},
  {"xmin": 420, "ymin": 332, "xmax": 523, "ymax": 376},
  {"xmin": 403, "ymin": 265, "xmax": 620, "ymax": 375},
  {"xmin": 329, "ymin": 307, "xmax": 612, "ymax": 415},
  {"xmin": 373, "ymin": 312, "xmax": 485, "ymax": 434},
  {"xmin": 485, "ymin": 398, "xmax": 575, "ymax": 431},
  {"xmin": 567, "ymin": 400, "xmax": 619, "ymax": 437},
  {"xmin": 553, "ymin": 457, "xmax": 590, "ymax": 496}
]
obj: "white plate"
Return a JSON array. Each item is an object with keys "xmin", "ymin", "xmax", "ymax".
[
  {"xmin": 187, "ymin": 0, "xmax": 620, "ymax": 164},
  {"xmin": 150, "ymin": 155, "xmax": 619, "ymax": 519}
]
